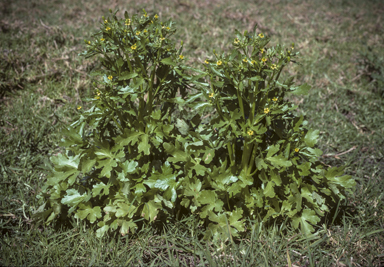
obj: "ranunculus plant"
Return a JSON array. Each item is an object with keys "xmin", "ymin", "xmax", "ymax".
[{"xmin": 36, "ymin": 9, "xmax": 355, "ymax": 242}]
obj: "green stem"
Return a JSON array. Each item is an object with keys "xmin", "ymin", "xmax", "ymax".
[
  {"xmin": 145, "ymin": 67, "xmax": 156, "ymax": 116},
  {"xmin": 103, "ymin": 99, "xmax": 125, "ymax": 132},
  {"xmin": 250, "ymin": 81, "xmax": 259, "ymax": 124},
  {"xmin": 237, "ymin": 88, "xmax": 245, "ymax": 120},
  {"xmin": 247, "ymin": 143, "xmax": 258, "ymax": 176},
  {"xmin": 241, "ymin": 138, "xmax": 254, "ymax": 171},
  {"xmin": 227, "ymin": 142, "xmax": 235, "ymax": 167}
]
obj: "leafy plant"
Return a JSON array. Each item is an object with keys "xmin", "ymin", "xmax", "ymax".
[{"xmin": 36, "ymin": 9, "xmax": 356, "ymax": 242}]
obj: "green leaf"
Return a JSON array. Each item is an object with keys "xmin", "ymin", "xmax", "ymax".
[
  {"xmin": 97, "ymin": 158, "xmax": 118, "ymax": 178},
  {"xmin": 96, "ymin": 225, "xmax": 109, "ymax": 238},
  {"xmin": 81, "ymin": 157, "xmax": 96, "ymax": 173},
  {"xmin": 266, "ymin": 154, "xmax": 292, "ymax": 168},
  {"xmin": 292, "ymin": 209, "xmax": 320, "ymax": 236},
  {"xmin": 121, "ymin": 160, "xmax": 138, "ymax": 174},
  {"xmin": 51, "ymin": 153, "xmax": 80, "ymax": 170},
  {"xmin": 203, "ymin": 149, "xmax": 215, "ymax": 164},
  {"xmin": 255, "ymin": 157, "xmax": 268, "ymax": 170},
  {"xmin": 250, "ymin": 76, "xmax": 263, "ymax": 81},
  {"xmin": 297, "ymin": 162, "xmax": 311, "ymax": 176},
  {"xmin": 176, "ymin": 118, "xmax": 189, "ymax": 135},
  {"xmin": 197, "ymin": 190, "xmax": 216, "ymax": 205},
  {"xmin": 192, "ymin": 163, "xmax": 207, "ymax": 176},
  {"xmin": 138, "ymin": 134, "xmax": 150, "ymax": 155},
  {"xmin": 133, "ymin": 183, "xmax": 147, "ymax": 194},
  {"xmin": 290, "ymin": 83, "xmax": 310, "ymax": 95},
  {"xmin": 61, "ymin": 189, "xmax": 90, "ymax": 214},
  {"xmin": 115, "ymin": 129, "xmax": 143, "ymax": 147},
  {"xmin": 116, "ymin": 202, "xmax": 137, "ymax": 218},
  {"xmin": 325, "ymin": 166, "xmax": 346, "ymax": 179},
  {"xmin": 144, "ymin": 162, "xmax": 177, "ymax": 190},
  {"xmin": 163, "ymin": 142, "xmax": 189, "ymax": 162},
  {"xmin": 60, "ymin": 127, "xmax": 84, "ymax": 146},
  {"xmin": 304, "ymin": 129, "xmax": 319, "ymax": 147},
  {"xmin": 327, "ymin": 173, "xmax": 356, "ymax": 189},
  {"xmin": 270, "ymin": 169, "xmax": 282, "ymax": 186},
  {"xmin": 118, "ymin": 71, "xmax": 138, "ymax": 80},
  {"xmin": 92, "ymin": 182, "xmax": 110, "ymax": 197},
  {"xmin": 184, "ymin": 179, "xmax": 202, "ymax": 197},
  {"xmin": 263, "ymin": 181, "xmax": 276, "ymax": 198},
  {"xmin": 161, "ymin": 57, "xmax": 176, "ymax": 66},
  {"xmin": 120, "ymin": 220, "xmax": 137, "ymax": 235},
  {"xmin": 266, "ymin": 144, "xmax": 280, "ymax": 158},
  {"xmin": 141, "ymin": 200, "xmax": 162, "ymax": 221},
  {"xmin": 75, "ymin": 204, "xmax": 102, "ymax": 223},
  {"xmin": 188, "ymin": 101, "xmax": 212, "ymax": 112},
  {"xmin": 228, "ymin": 208, "xmax": 245, "ymax": 232},
  {"xmin": 238, "ymin": 169, "xmax": 254, "ymax": 186}
]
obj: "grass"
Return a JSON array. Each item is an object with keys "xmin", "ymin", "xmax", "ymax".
[{"xmin": 1, "ymin": 0, "xmax": 383, "ymax": 265}]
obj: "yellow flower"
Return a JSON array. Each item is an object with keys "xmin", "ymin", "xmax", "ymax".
[
  {"xmin": 150, "ymin": 20, "xmax": 153, "ymax": 24},
  {"xmin": 247, "ymin": 130, "xmax": 254, "ymax": 136},
  {"xmin": 295, "ymin": 148, "xmax": 300, "ymax": 153},
  {"xmin": 100, "ymin": 38, "xmax": 105, "ymax": 42},
  {"xmin": 209, "ymin": 93, "xmax": 214, "ymax": 98},
  {"xmin": 108, "ymin": 75, "xmax": 113, "ymax": 80},
  {"xmin": 179, "ymin": 55, "xmax": 184, "ymax": 60},
  {"xmin": 88, "ymin": 41, "xmax": 91, "ymax": 44},
  {"xmin": 104, "ymin": 20, "xmax": 108, "ymax": 24},
  {"xmin": 154, "ymin": 14, "xmax": 159, "ymax": 19},
  {"xmin": 95, "ymin": 96, "xmax": 100, "ymax": 100},
  {"xmin": 160, "ymin": 37, "xmax": 165, "ymax": 41},
  {"xmin": 131, "ymin": 44, "xmax": 137, "ymax": 50},
  {"xmin": 264, "ymin": 108, "xmax": 270, "ymax": 114},
  {"xmin": 162, "ymin": 26, "xmax": 165, "ymax": 29},
  {"xmin": 106, "ymin": 27, "xmax": 111, "ymax": 31},
  {"xmin": 204, "ymin": 59, "xmax": 209, "ymax": 64},
  {"xmin": 272, "ymin": 97, "xmax": 278, "ymax": 102},
  {"xmin": 234, "ymin": 38, "xmax": 239, "ymax": 44},
  {"xmin": 262, "ymin": 57, "xmax": 267, "ymax": 62},
  {"xmin": 260, "ymin": 48, "xmax": 265, "ymax": 53},
  {"xmin": 271, "ymin": 64, "xmax": 277, "ymax": 70},
  {"xmin": 136, "ymin": 31, "xmax": 141, "ymax": 35},
  {"xmin": 217, "ymin": 60, "xmax": 222, "ymax": 66},
  {"xmin": 143, "ymin": 29, "xmax": 148, "ymax": 33},
  {"xmin": 251, "ymin": 60, "xmax": 256, "ymax": 65},
  {"xmin": 143, "ymin": 14, "xmax": 148, "ymax": 17},
  {"xmin": 77, "ymin": 106, "xmax": 82, "ymax": 110},
  {"xmin": 166, "ymin": 26, "xmax": 170, "ymax": 30},
  {"xmin": 243, "ymin": 58, "xmax": 247, "ymax": 63},
  {"xmin": 125, "ymin": 19, "xmax": 131, "ymax": 26},
  {"xmin": 258, "ymin": 33, "xmax": 264, "ymax": 38}
]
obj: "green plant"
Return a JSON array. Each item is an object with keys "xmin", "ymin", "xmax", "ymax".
[{"xmin": 36, "ymin": 9, "xmax": 356, "ymax": 242}]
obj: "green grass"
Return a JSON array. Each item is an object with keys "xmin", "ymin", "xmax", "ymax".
[{"xmin": 1, "ymin": 0, "xmax": 383, "ymax": 265}]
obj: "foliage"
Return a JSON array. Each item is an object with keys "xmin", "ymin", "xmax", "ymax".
[{"xmin": 36, "ymin": 9, "xmax": 355, "ymax": 242}]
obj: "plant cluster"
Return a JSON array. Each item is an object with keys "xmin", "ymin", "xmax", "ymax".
[{"xmin": 36, "ymin": 9, "xmax": 355, "ymax": 241}]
